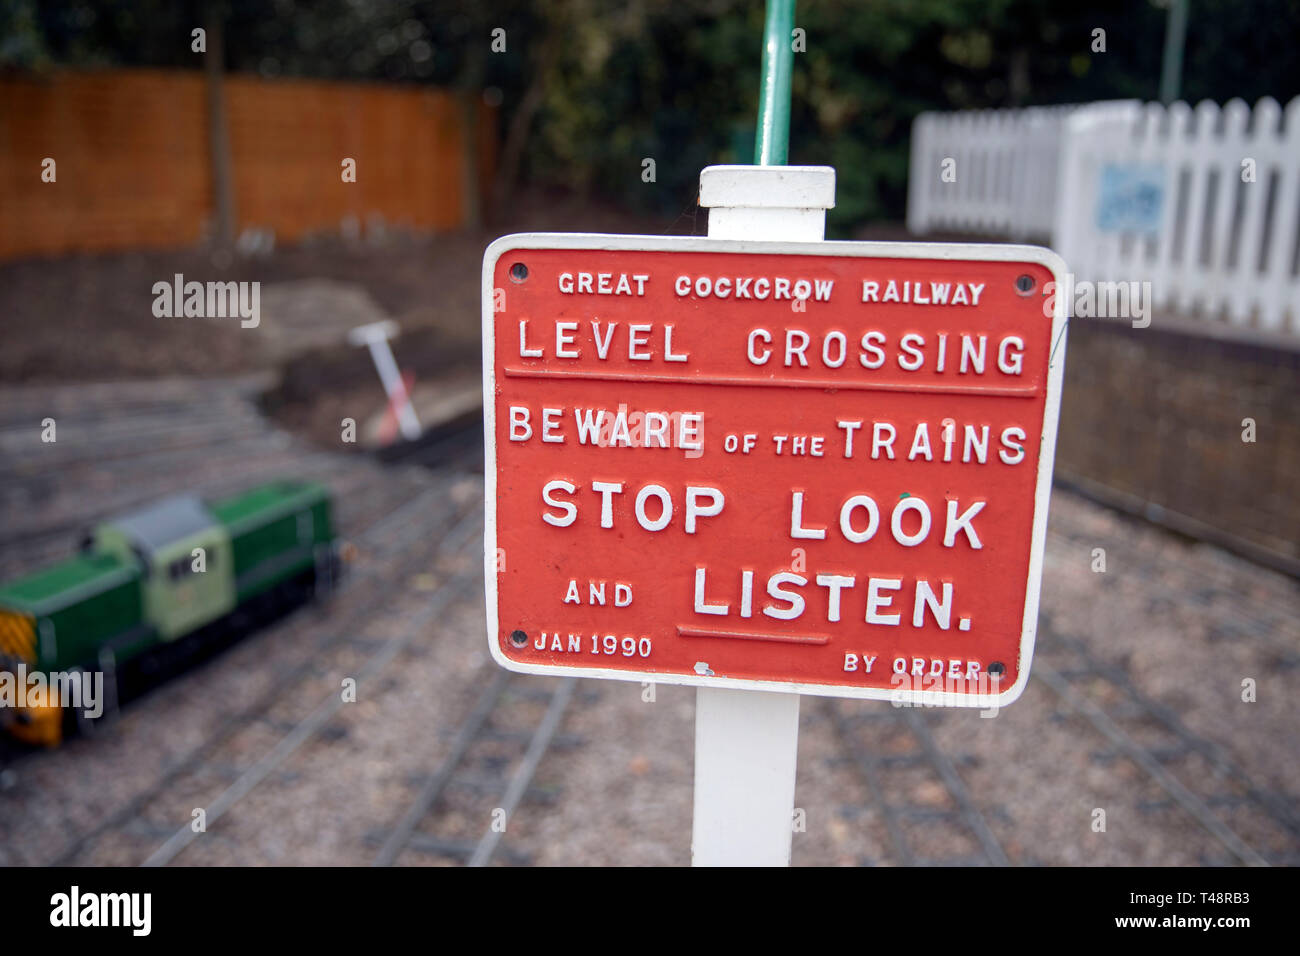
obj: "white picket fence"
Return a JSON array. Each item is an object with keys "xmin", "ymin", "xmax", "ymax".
[{"xmin": 907, "ymin": 97, "xmax": 1300, "ymax": 336}]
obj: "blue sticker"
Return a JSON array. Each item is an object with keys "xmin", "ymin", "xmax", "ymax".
[{"xmin": 1095, "ymin": 163, "xmax": 1165, "ymax": 235}]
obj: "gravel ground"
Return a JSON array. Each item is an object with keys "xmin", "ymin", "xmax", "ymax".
[
  {"xmin": 0, "ymin": 200, "xmax": 1293, "ymax": 867},
  {"xmin": 4, "ymin": 467, "xmax": 1293, "ymax": 866},
  {"xmin": 495, "ymin": 487, "xmax": 1298, "ymax": 867}
]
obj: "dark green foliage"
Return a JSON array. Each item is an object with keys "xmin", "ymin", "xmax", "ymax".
[{"xmin": 7, "ymin": 0, "xmax": 1299, "ymax": 233}]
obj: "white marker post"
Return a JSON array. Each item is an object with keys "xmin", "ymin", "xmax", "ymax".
[
  {"xmin": 347, "ymin": 319, "xmax": 422, "ymax": 442},
  {"xmin": 691, "ymin": 164, "xmax": 836, "ymax": 867}
]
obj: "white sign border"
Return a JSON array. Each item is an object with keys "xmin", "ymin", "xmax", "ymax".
[{"xmin": 482, "ymin": 232, "xmax": 1069, "ymax": 708}]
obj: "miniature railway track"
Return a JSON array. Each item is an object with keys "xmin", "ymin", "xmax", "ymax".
[
  {"xmin": 1045, "ymin": 630, "xmax": 1300, "ymax": 842},
  {"xmin": 1042, "ymin": 524, "xmax": 1300, "ymax": 665},
  {"xmin": 0, "ymin": 379, "xmax": 484, "ymax": 575},
  {"xmin": 1033, "ymin": 517, "xmax": 1300, "ymax": 866},
  {"xmin": 826, "ymin": 700, "xmax": 1010, "ymax": 866},
  {"xmin": 1, "ymin": 456, "xmax": 411, "ymax": 574},
  {"xmin": 1032, "ymin": 625, "xmax": 1297, "ymax": 867},
  {"xmin": 7, "ymin": 375, "xmax": 1295, "ymax": 867},
  {"xmin": 39, "ymin": 485, "xmax": 478, "ymax": 866},
  {"xmin": 828, "ymin": 627, "xmax": 1294, "ymax": 868},
  {"xmin": 825, "ymin": 499, "xmax": 1297, "ymax": 869},
  {"xmin": 369, "ymin": 672, "xmax": 578, "ymax": 867},
  {"xmin": 1032, "ymin": 653, "xmax": 1269, "ymax": 867},
  {"xmin": 139, "ymin": 505, "xmax": 485, "ymax": 867},
  {"xmin": 0, "ymin": 374, "xmax": 495, "ymax": 866}
]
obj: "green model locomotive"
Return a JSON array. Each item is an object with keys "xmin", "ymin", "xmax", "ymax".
[{"xmin": 0, "ymin": 480, "xmax": 339, "ymax": 746}]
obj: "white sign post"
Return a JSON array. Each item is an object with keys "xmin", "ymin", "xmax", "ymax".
[{"xmin": 690, "ymin": 164, "xmax": 836, "ymax": 867}]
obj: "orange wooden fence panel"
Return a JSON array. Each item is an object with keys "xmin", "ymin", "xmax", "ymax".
[
  {"xmin": 0, "ymin": 70, "xmax": 210, "ymax": 258},
  {"xmin": 0, "ymin": 69, "xmax": 491, "ymax": 260}
]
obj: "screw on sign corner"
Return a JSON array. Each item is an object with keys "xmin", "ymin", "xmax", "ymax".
[
  {"xmin": 509, "ymin": 262, "xmax": 529, "ymax": 283},
  {"xmin": 509, "ymin": 629, "xmax": 528, "ymax": 647},
  {"xmin": 988, "ymin": 662, "xmax": 1007, "ymax": 678},
  {"xmin": 1014, "ymin": 274, "xmax": 1036, "ymax": 296}
]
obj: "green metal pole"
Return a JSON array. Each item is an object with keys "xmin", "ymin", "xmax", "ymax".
[
  {"xmin": 1158, "ymin": 0, "xmax": 1188, "ymax": 104},
  {"xmin": 754, "ymin": 0, "xmax": 796, "ymax": 165}
]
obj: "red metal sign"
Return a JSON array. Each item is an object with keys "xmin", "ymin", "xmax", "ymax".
[{"xmin": 482, "ymin": 234, "xmax": 1067, "ymax": 706}]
